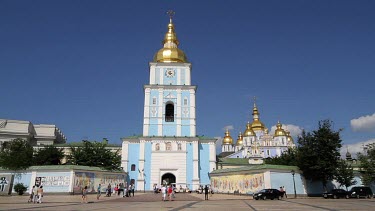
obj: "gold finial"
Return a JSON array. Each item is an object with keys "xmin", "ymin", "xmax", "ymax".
[{"xmin": 167, "ymin": 10, "xmax": 175, "ymax": 23}]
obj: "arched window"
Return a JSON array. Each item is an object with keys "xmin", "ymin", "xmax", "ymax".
[
  {"xmin": 183, "ymin": 98, "xmax": 188, "ymax": 106},
  {"xmin": 166, "ymin": 142, "xmax": 172, "ymax": 151},
  {"xmin": 152, "ymin": 97, "xmax": 157, "ymax": 105},
  {"xmin": 155, "ymin": 143, "xmax": 160, "ymax": 151},
  {"xmin": 178, "ymin": 143, "xmax": 182, "ymax": 151},
  {"xmin": 165, "ymin": 102, "xmax": 174, "ymax": 122},
  {"xmin": 131, "ymin": 164, "xmax": 136, "ymax": 171}
]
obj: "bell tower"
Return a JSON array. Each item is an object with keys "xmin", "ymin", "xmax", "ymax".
[{"xmin": 143, "ymin": 11, "xmax": 196, "ymax": 137}]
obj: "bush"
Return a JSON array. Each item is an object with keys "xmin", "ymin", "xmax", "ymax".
[{"xmin": 14, "ymin": 183, "xmax": 28, "ymax": 195}]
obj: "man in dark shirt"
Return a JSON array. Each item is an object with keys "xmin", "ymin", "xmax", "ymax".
[{"xmin": 204, "ymin": 185, "xmax": 209, "ymax": 200}]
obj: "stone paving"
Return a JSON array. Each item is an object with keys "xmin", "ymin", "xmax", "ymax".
[{"xmin": 0, "ymin": 192, "xmax": 374, "ymax": 210}]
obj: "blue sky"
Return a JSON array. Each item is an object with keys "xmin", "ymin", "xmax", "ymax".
[{"xmin": 1, "ymin": 0, "xmax": 375, "ymax": 155}]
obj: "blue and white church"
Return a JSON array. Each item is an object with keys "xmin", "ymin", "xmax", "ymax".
[{"xmin": 121, "ymin": 14, "xmax": 217, "ymax": 191}]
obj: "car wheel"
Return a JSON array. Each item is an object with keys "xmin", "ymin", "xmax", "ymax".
[
  {"xmin": 356, "ymin": 194, "xmax": 360, "ymax": 199},
  {"xmin": 262, "ymin": 195, "xmax": 267, "ymax": 200},
  {"xmin": 270, "ymin": 196, "xmax": 274, "ymax": 200},
  {"xmin": 333, "ymin": 195, "xmax": 338, "ymax": 199},
  {"xmin": 367, "ymin": 195, "xmax": 372, "ymax": 199},
  {"xmin": 255, "ymin": 197, "xmax": 259, "ymax": 200},
  {"xmin": 345, "ymin": 195, "xmax": 349, "ymax": 199},
  {"xmin": 278, "ymin": 195, "xmax": 282, "ymax": 200}
]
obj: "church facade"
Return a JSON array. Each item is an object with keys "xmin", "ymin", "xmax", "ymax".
[
  {"xmin": 220, "ymin": 101, "xmax": 295, "ymax": 160},
  {"xmin": 121, "ymin": 15, "xmax": 217, "ymax": 191}
]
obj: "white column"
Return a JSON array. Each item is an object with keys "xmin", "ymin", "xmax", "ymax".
[
  {"xmin": 176, "ymin": 89, "xmax": 182, "ymax": 136},
  {"xmin": 158, "ymin": 88, "xmax": 163, "ymax": 136},
  {"xmin": 209, "ymin": 142, "xmax": 216, "ymax": 172},
  {"xmin": 189, "ymin": 90, "xmax": 196, "ymax": 136},
  {"xmin": 121, "ymin": 140, "xmax": 129, "ymax": 171},
  {"xmin": 138, "ymin": 140, "xmax": 145, "ymax": 191},
  {"xmin": 192, "ymin": 140, "xmax": 199, "ymax": 189},
  {"xmin": 68, "ymin": 170, "xmax": 74, "ymax": 194},
  {"xmin": 143, "ymin": 88, "xmax": 151, "ymax": 136},
  {"xmin": 186, "ymin": 67, "xmax": 191, "ymax": 85},
  {"xmin": 149, "ymin": 64, "xmax": 155, "ymax": 84}
]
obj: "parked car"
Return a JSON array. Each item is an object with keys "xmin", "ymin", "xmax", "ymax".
[
  {"xmin": 323, "ymin": 189, "xmax": 349, "ymax": 199},
  {"xmin": 253, "ymin": 189, "xmax": 282, "ymax": 200},
  {"xmin": 348, "ymin": 186, "xmax": 373, "ymax": 199}
]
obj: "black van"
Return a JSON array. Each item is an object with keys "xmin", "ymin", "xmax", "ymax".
[{"xmin": 349, "ymin": 186, "xmax": 373, "ymax": 198}]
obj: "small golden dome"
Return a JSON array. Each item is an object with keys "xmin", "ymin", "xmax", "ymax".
[
  {"xmin": 236, "ymin": 132, "xmax": 243, "ymax": 146},
  {"xmin": 274, "ymin": 121, "xmax": 287, "ymax": 137},
  {"xmin": 153, "ymin": 16, "xmax": 188, "ymax": 63},
  {"xmin": 286, "ymin": 131, "xmax": 293, "ymax": 143},
  {"xmin": 223, "ymin": 129, "xmax": 233, "ymax": 145},
  {"xmin": 244, "ymin": 122, "xmax": 255, "ymax": 136}
]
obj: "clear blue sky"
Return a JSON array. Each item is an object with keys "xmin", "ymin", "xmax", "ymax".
[{"xmin": 1, "ymin": 0, "xmax": 375, "ymax": 154}]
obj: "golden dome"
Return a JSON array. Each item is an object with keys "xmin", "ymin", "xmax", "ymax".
[
  {"xmin": 274, "ymin": 121, "xmax": 287, "ymax": 137},
  {"xmin": 244, "ymin": 122, "xmax": 255, "ymax": 136},
  {"xmin": 222, "ymin": 129, "xmax": 233, "ymax": 145},
  {"xmin": 153, "ymin": 15, "xmax": 188, "ymax": 63},
  {"xmin": 251, "ymin": 101, "xmax": 266, "ymax": 131},
  {"xmin": 236, "ymin": 132, "xmax": 243, "ymax": 146}
]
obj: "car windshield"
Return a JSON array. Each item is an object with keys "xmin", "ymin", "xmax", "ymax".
[{"xmin": 259, "ymin": 189, "xmax": 267, "ymax": 193}]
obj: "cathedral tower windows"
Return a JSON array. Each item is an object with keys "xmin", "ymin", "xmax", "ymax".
[{"xmin": 165, "ymin": 102, "xmax": 174, "ymax": 122}]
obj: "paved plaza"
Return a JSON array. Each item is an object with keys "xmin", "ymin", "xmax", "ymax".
[{"xmin": 0, "ymin": 193, "xmax": 374, "ymax": 211}]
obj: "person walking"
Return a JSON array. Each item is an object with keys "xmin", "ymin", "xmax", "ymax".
[
  {"xmin": 28, "ymin": 186, "xmax": 35, "ymax": 203},
  {"xmin": 128, "ymin": 184, "xmax": 132, "ymax": 197},
  {"xmin": 81, "ymin": 186, "xmax": 88, "ymax": 203},
  {"xmin": 97, "ymin": 184, "xmax": 102, "ymax": 200},
  {"xmin": 161, "ymin": 185, "xmax": 166, "ymax": 201},
  {"xmin": 168, "ymin": 185, "xmax": 173, "ymax": 201},
  {"xmin": 32, "ymin": 185, "xmax": 38, "ymax": 203},
  {"xmin": 107, "ymin": 184, "xmax": 112, "ymax": 197},
  {"xmin": 37, "ymin": 186, "xmax": 43, "ymax": 203},
  {"xmin": 131, "ymin": 184, "xmax": 135, "ymax": 197},
  {"xmin": 204, "ymin": 185, "xmax": 209, "ymax": 200}
]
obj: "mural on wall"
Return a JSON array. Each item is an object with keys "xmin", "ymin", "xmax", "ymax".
[
  {"xmin": 73, "ymin": 172, "xmax": 126, "ymax": 194},
  {"xmin": 0, "ymin": 175, "xmax": 14, "ymax": 195},
  {"xmin": 41, "ymin": 176, "xmax": 70, "ymax": 187},
  {"xmin": 96, "ymin": 173, "xmax": 126, "ymax": 187},
  {"xmin": 211, "ymin": 173, "xmax": 264, "ymax": 193},
  {"xmin": 74, "ymin": 172, "xmax": 95, "ymax": 193}
]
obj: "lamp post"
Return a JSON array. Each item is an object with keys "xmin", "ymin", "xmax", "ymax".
[
  {"xmin": 291, "ymin": 170, "xmax": 297, "ymax": 198},
  {"xmin": 142, "ymin": 169, "xmax": 145, "ymax": 193}
]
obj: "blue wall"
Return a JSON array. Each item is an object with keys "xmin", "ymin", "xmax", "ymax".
[
  {"xmin": 127, "ymin": 143, "xmax": 140, "ymax": 185},
  {"xmin": 199, "ymin": 143, "xmax": 210, "ymax": 185},
  {"xmin": 144, "ymin": 142, "xmax": 152, "ymax": 190},
  {"xmin": 186, "ymin": 142, "xmax": 193, "ymax": 189},
  {"xmin": 13, "ymin": 172, "xmax": 32, "ymax": 193},
  {"xmin": 270, "ymin": 172, "xmax": 305, "ymax": 195}
]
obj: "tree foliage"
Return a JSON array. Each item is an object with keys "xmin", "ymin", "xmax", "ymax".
[
  {"xmin": 66, "ymin": 140, "xmax": 121, "ymax": 171},
  {"xmin": 358, "ymin": 143, "xmax": 375, "ymax": 186},
  {"xmin": 264, "ymin": 147, "xmax": 298, "ymax": 166},
  {"xmin": 33, "ymin": 145, "xmax": 65, "ymax": 165},
  {"xmin": 0, "ymin": 138, "xmax": 33, "ymax": 171},
  {"xmin": 296, "ymin": 119, "xmax": 342, "ymax": 189},
  {"xmin": 335, "ymin": 159, "xmax": 357, "ymax": 190}
]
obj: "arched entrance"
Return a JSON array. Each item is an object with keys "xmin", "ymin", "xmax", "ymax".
[{"xmin": 161, "ymin": 173, "xmax": 176, "ymax": 185}]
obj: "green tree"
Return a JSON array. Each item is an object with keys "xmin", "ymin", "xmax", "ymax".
[
  {"xmin": 335, "ymin": 159, "xmax": 357, "ymax": 190},
  {"xmin": 264, "ymin": 147, "xmax": 298, "ymax": 166},
  {"xmin": 66, "ymin": 140, "xmax": 121, "ymax": 171},
  {"xmin": 33, "ymin": 145, "xmax": 65, "ymax": 165},
  {"xmin": 358, "ymin": 143, "xmax": 375, "ymax": 186},
  {"xmin": 0, "ymin": 138, "xmax": 33, "ymax": 171},
  {"xmin": 296, "ymin": 119, "xmax": 342, "ymax": 190}
]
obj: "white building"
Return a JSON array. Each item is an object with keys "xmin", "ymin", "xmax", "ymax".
[{"xmin": 0, "ymin": 119, "xmax": 66, "ymax": 146}]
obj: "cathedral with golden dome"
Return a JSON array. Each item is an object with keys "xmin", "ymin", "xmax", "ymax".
[
  {"xmin": 122, "ymin": 12, "xmax": 217, "ymax": 192},
  {"xmin": 221, "ymin": 100, "xmax": 295, "ymax": 159}
]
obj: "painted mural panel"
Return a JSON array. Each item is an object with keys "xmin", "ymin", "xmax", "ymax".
[
  {"xmin": 37, "ymin": 172, "xmax": 71, "ymax": 192},
  {"xmin": 74, "ymin": 172, "xmax": 95, "ymax": 194},
  {"xmin": 0, "ymin": 174, "xmax": 14, "ymax": 195},
  {"xmin": 211, "ymin": 173, "xmax": 264, "ymax": 194}
]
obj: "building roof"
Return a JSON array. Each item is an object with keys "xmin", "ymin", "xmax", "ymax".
[
  {"xmin": 211, "ymin": 164, "xmax": 299, "ymax": 174},
  {"xmin": 0, "ymin": 165, "xmax": 125, "ymax": 173}
]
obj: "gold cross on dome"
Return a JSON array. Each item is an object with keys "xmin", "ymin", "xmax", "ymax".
[{"xmin": 167, "ymin": 10, "xmax": 175, "ymax": 22}]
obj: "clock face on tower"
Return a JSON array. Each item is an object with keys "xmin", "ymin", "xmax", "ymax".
[{"xmin": 166, "ymin": 69, "xmax": 175, "ymax": 77}]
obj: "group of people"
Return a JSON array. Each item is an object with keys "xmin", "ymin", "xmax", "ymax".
[
  {"xmin": 28, "ymin": 185, "xmax": 44, "ymax": 204},
  {"xmin": 160, "ymin": 185, "xmax": 175, "ymax": 201},
  {"xmin": 114, "ymin": 183, "xmax": 135, "ymax": 198},
  {"xmin": 279, "ymin": 186, "xmax": 287, "ymax": 198}
]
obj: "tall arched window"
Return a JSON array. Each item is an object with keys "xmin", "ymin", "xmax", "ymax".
[
  {"xmin": 165, "ymin": 102, "xmax": 174, "ymax": 122},
  {"xmin": 131, "ymin": 164, "xmax": 136, "ymax": 171}
]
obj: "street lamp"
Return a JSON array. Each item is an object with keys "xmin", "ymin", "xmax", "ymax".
[{"xmin": 291, "ymin": 170, "xmax": 297, "ymax": 198}]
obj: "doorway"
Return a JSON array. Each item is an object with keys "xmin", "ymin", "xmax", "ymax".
[{"xmin": 161, "ymin": 173, "xmax": 176, "ymax": 185}]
